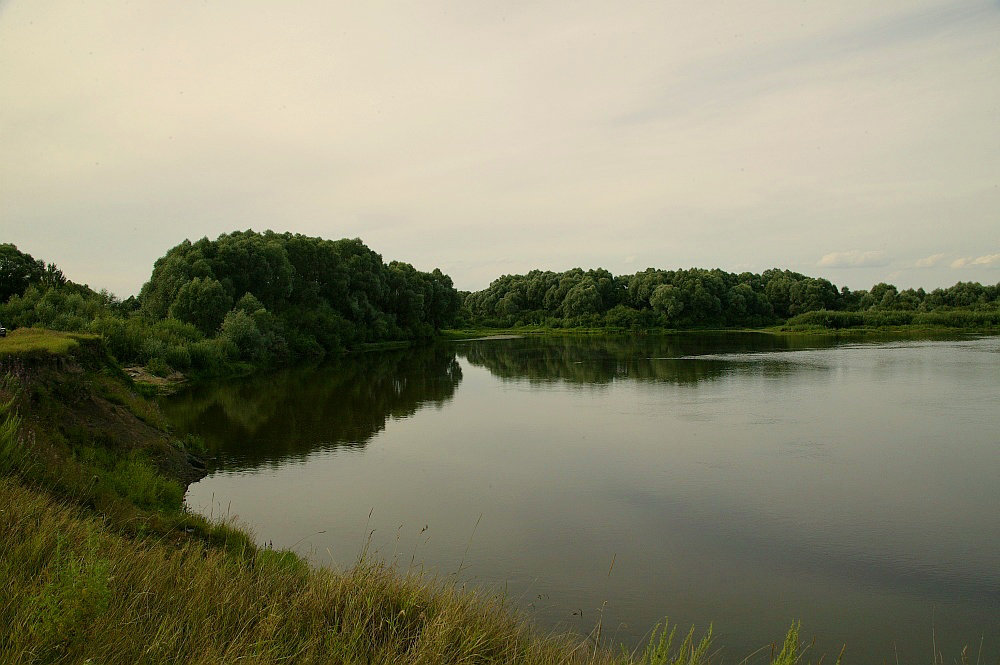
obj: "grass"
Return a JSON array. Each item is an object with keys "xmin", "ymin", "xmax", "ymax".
[
  {"xmin": 0, "ymin": 348, "xmax": 243, "ymax": 548},
  {"xmin": 93, "ymin": 371, "xmax": 169, "ymax": 428},
  {"xmin": 0, "ymin": 475, "xmax": 635, "ymax": 665},
  {"xmin": 0, "ymin": 328, "xmax": 95, "ymax": 357},
  {"xmin": 637, "ymin": 622, "xmax": 714, "ymax": 665}
]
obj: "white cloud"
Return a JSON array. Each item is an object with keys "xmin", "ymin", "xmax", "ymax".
[
  {"xmin": 818, "ymin": 250, "xmax": 889, "ymax": 268},
  {"xmin": 971, "ymin": 253, "xmax": 1000, "ymax": 266},
  {"xmin": 951, "ymin": 253, "xmax": 1000, "ymax": 269},
  {"xmin": 914, "ymin": 253, "xmax": 945, "ymax": 268}
]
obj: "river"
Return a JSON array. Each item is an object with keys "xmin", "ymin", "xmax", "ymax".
[{"xmin": 163, "ymin": 332, "xmax": 1000, "ymax": 662}]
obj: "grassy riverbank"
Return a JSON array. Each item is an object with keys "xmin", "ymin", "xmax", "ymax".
[
  {"xmin": 443, "ymin": 322, "xmax": 997, "ymax": 342},
  {"xmin": 3, "ymin": 474, "xmax": 660, "ymax": 665}
]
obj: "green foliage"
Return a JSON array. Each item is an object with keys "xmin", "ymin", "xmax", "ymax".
[
  {"xmin": 219, "ymin": 308, "xmax": 264, "ymax": 360},
  {"xmin": 650, "ymin": 284, "xmax": 685, "ymax": 324},
  {"xmin": 0, "ymin": 378, "xmax": 25, "ymax": 474},
  {"xmin": 188, "ymin": 337, "xmax": 230, "ymax": 373},
  {"xmin": 0, "ymin": 243, "xmax": 65, "ymax": 303},
  {"xmin": 0, "ymin": 233, "xmax": 463, "ymax": 377},
  {"xmin": 168, "ymin": 276, "xmax": 232, "ymax": 335},
  {"xmin": 637, "ymin": 620, "xmax": 713, "ymax": 665},
  {"xmin": 68, "ymin": 445, "xmax": 184, "ymax": 512},
  {"xmin": 234, "ymin": 291, "xmax": 265, "ymax": 314},
  {"xmin": 131, "ymin": 231, "xmax": 460, "ymax": 365},
  {"xmin": 0, "ymin": 408, "xmax": 21, "ymax": 470},
  {"xmin": 175, "ymin": 433, "xmax": 207, "ymax": 456},
  {"xmin": 786, "ymin": 307, "xmax": 1000, "ymax": 330},
  {"xmin": 770, "ymin": 622, "xmax": 803, "ymax": 665},
  {"xmin": 146, "ymin": 355, "xmax": 171, "ymax": 377},
  {"xmin": 464, "ymin": 266, "xmax": 999, "ymax": 331},
  {"xmin": 254, "ymin": 547, "xmax": 309, "ymax": 576},
  {"xmin": 139, "ymin": 231, "xmax": 460, "ymax": 353},
  {"xmin": 26, "ymin": 533, "xmax": 112, "ymax": 658},
  {"xmin": 109, "ymin": 456, "xmax": 183, "ymax": 511},
  {"xmin": 3, "ymin": 238, "xmax": 996, "ymax": 376}
]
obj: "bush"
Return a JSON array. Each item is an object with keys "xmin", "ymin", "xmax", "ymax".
[
  {"xmin": 163, "ymin": 344, "xmax": 191, "ymax": 371},
  {"xmin": 188, "ymin": 339, "xmax": 229, "ymax": 372},
  {"xmin": 787, "ymin": 308, "xmax": 1000, "ymax": 330},
  {"xmin": 146, "ymin": 356, "xmax": 170, "ymax": 377},
  {"xmin": 219, "ymin": 309, "xmax": 264, "ymax": 361}
]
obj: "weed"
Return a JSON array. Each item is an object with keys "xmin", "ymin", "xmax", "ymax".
[
  {"xmin": 27, "ymin": 533, "xmax": 112, "ymax": 659},
  {"xmin": 637, "ymin": 620, "xmax": 713, "ymax": 665}
]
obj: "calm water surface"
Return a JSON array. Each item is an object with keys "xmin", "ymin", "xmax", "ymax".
[{"xmin": 164, "ymin": 333, "xmax": 1000, "ymax": 662}]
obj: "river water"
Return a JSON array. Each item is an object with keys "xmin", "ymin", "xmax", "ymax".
[{"xmin": 164, "ymin": 333, "xmax": 1000, "ymax": 662}]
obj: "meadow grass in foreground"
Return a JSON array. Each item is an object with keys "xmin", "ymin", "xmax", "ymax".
[{"xmin": 0, "ymin": 476, "xmax": 633, "ymax": 665}]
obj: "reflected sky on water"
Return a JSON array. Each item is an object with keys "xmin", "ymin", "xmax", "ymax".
[{"xmin": 166, "ymin": 333, "xmax": 1000, "ymax": 663}]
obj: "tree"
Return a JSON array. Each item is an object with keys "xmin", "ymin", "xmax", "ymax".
[
  {"xmin": 220, "ymin": 308, "xmax": 264, "ymax": 360},
  {"xmin": 650, "ymin": 284, "xmax": 685, "ymax": 324},
  {"xmin": 861, "ymin": 283, "xmax": 898, "ymax": 310},
  {"xmin": 139, "ymin": 231, "xmax": 462, "ymax": 348},
  {"xmin": 0, "ymin": 243, "xmax": 46, "ymax": 303},
  {"xmin": 168, "ymin": 277, "xmax": 231, "ymax": 335},
  {"xmin": 562, "ymin": 281, "xmax": 601, "ymax": 318}
]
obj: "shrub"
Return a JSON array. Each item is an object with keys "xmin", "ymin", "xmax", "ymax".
[
  {"xmin": 163, "ymin": 344, "xmax": 191, "ymax": 370},
  {"xmin": 146, "ymin": 356, "xmax": 170, "ymax": 377},
  {"xmin": 188, "ymin": 339, "xmax": 229, "ymax": 373}
]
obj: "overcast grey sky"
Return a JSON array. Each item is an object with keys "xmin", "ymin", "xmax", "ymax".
[{"xmin": 2, "ymin": 1, "xmax": 998, "ymax": 297}]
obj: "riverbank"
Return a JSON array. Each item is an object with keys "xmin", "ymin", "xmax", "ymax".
[
  {"xmin": 3, "ymin": 473, "xmax": 657, "ymax": 665},
  {"xmin": 443, "ymin": 322, "xmax": 997, "ymax": 342},
  {"xmin": 0, "ymin": 328, "xmax": 732, "ymax": 664}
]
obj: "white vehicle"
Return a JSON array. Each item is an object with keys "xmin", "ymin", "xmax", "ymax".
[{"xmin": 0, "ymin": 324, "xmax": 6, "ymax": 337}]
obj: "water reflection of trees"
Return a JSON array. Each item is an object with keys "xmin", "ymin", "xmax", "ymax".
[
  {"xmin": 456, "ymin": 333, "xmax": 838, "ymax": 385},
  {"xmin": 160, "ymin": 345, "xmax": 461, "ymax": 470}
]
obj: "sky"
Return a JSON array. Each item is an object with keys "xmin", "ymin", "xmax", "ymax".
[{"xmin": 1, "ymin": 1, "xmax": 999, "ymax": 297}]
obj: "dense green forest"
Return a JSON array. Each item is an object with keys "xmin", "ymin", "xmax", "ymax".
[
  {"xmin": 3, "ymin": 235, "xmax": 999, "ymax": 378},
  {"xmin": 462, "ymin": 267, "xmax": 1000, "ymax": 329},
  {"xmin": 0, "ymin": 232, "xmax": 461, "ymax": 375}
]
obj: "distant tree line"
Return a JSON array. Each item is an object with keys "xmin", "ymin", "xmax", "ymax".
[
  {"xmin": 462, "ymin": 267, "xmax": 1000, "ymax": 329},
  {"xmin": 0, "ymin": 232, "xmax": 461, "ymax": 375},
  {"xmin": 3, "ymin": 235, "xmax": 999, "ymax": 376}
]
